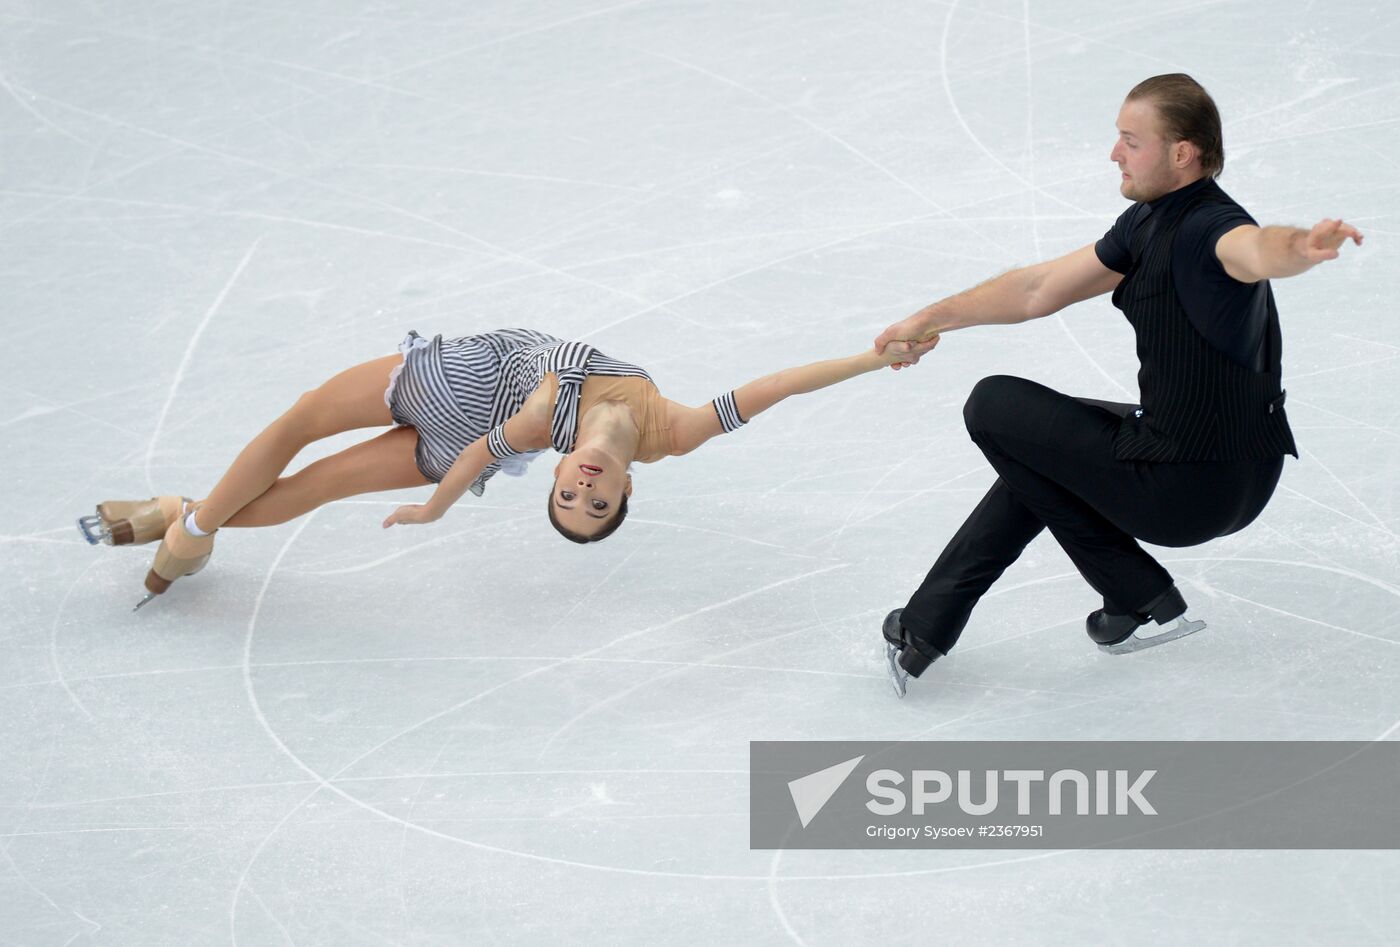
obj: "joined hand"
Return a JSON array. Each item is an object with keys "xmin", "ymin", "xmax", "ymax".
[
  {"xmin": 875, "ymin": 311, "xmax": 941, "ymax": 370},
  {"xmin": 878, "ymin": 336, "xmax": 940, "ymax": 370}
]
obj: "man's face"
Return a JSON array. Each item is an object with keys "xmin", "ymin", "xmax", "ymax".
[{"xmin": 1110, "ymin": 98, "xmax": 1179, "ymax": 202}]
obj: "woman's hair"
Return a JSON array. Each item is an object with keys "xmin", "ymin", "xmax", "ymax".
[
  {"xmin": 547, "ymin": 492, "xmax": 629, "ymax": 544},
  {"xmin": 1126, "ymin": 73, "xmax": 1224, "ymax": 179}
]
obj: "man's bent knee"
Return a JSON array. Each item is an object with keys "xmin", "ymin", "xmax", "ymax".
[{"xmin": 963, "ymin": 374, "xmax": 1028, "ymax": 437}]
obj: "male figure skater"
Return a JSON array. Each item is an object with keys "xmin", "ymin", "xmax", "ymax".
[{"xmin": 877, "ymin": 73, "xmax": 1363, "ymax": 697}]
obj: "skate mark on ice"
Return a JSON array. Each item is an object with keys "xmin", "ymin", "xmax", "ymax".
[
  {"xmin": 363, "ymin": 161, "xmax": 649, "ymax": 193},
  {"xmin": 1290, "ymin": 395, "xmax": 1400, "ymax": 445},
  {"xmin": 624, "ymin": 517, "xmax": 813, "ymax": 555},
  {"xmin": 4, "ymin": 650, "xmax": 1094, "ymax": 700},
  {"xmin": 290, "ymin": 514, "xmax": 539, "ymax": 575},
  {"xmin": 0, "ymin": 69, "xmax": 98, "ymax": 150},
  {"xmin": 938, "ymin": 0, "xmax": 1095, "ymax": 216},
  {"xmin": 47, "ymin": 560, "xmax": 106, "ymax": 722},
  {"xmin": 1209, "ymin": 587, "xmax": 1395, "ymax": 646},
  {"xmin": 766, "ymin": 849, "xmax": 810, "ymax": 946},
  {"xmin": 809, "ymin": 465, "xmax": 985, "ymax": 547},
  {"xmin": 582, "ymin": 217, "xmax": 952, "ymax": 339},
  {"xmin": 1299, "ymin": 448, "xmax": 1395, "ymax": 535},
  {"xmin": 645, "ymin": 49, "xmax": 972, "ymax": 225},
  {"xmin": 143, "ymin": 238, "xmax": 263, "ymax": 494},
  {"xmin": 1278, "ymin": 484, "xmax": 1399, "ymax": 543},
  {"xmin": 232, "ymin": 547, "xmax": 855, "ymax": 898}
]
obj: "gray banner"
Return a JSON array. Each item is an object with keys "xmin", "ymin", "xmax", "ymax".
[{"xmin": 750, "ymin": 741, "xmax": 1400, "ymax": 849}]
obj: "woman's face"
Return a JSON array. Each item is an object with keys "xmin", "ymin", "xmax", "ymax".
[{"xmin": 551, "ymin": 449, "xmax": 631, "ymax": 536}]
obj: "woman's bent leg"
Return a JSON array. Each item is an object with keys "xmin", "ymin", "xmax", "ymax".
[
  {"xmin": 219, "ymin": 425, "xmax": 429, "ymax": 527},
  {"xmin": 194, "ymin": 354, "xmax": 403, "ymax": 530}
]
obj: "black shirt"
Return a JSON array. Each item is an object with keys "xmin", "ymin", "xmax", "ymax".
[{"xmin": 1095, "ymin": 177, "xmax": 1267, "ymax": 369}]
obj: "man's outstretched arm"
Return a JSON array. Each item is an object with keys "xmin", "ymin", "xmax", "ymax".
[
  {"xmin": 1215, "ymin": 218, "xmax": 1364, "ymax": 283},
  {"xmin": 875, "ymin": 243, "xmax": 1122, "ymax": 353}
]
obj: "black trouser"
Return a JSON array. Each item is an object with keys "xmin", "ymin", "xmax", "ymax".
[{"xmin": 902, "ymin": 375, "xmax": 1285, "ymax": 654}]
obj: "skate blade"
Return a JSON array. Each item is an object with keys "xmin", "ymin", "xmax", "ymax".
[
  {"xmin": 885, "ymin": 643, "xmax": 909, "ymax": 699},
  {"xmin": 132, "ymin": 592, "xmax": 157, "ymax": 612},
  {"xmin": 1098, "ymin": 617, "xmax": 1207, "ymax": 655},
  {"xmin": 77, "ymin": 514, "xmax": 111, "ymax": 546}
]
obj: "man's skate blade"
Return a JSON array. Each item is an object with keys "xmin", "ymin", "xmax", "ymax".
[
  {"xmin": 1098, "ymin": 617, "xmax": 1207, "ymax": 655},
  {"xmin": 77, "ymin": 514, "xmax": 110, "ymax": 546},
  {"xmin": 885, "ymin": 643, "xmax": 908, "ymax": 698}
]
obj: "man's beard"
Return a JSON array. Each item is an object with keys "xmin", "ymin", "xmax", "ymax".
[{"xmin": 1124, "ymin": 161, "xmax": 1173, "ymax": 202}]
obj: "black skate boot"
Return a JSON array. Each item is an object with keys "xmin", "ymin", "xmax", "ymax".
[
  {"xmin": 1087, "ymin": 585, "xmax": 1206, "ymax": 654},
  {"xmin": 882, "ymin": 608, "xmax": 944, "ymax": 698}
]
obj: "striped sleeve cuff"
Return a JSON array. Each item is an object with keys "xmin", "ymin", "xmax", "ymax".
[
  {"xmin": 487, "ymin": 425, "xmax": 522, "ymax": 458},
  {"xmin": 710, "ymin": 391, "xmax": 747, "ymax": 433}
]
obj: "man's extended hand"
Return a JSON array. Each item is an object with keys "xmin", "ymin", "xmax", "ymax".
[
  {"xmin": 1303, "ymin": 218, "xmax": 1364, "ymax": 263},
  {"xmin": 875, "ymin": 308, "xmax": 940, "ymax": 357},
  {"xmin": 879, "ymin": 336, "xmax": 940, "ymax": 371},
  {"xmin": 876, "ymin": 307, "xmax": 941, "ymax": 370}
]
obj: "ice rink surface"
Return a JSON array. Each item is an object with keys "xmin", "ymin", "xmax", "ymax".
[{"xmin": 3, "ymin": 0, "xmax": 1398, "ymax": 943}]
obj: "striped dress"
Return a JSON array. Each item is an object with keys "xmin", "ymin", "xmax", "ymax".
[{"xmin": 385, "ymin": 329, "xmax": 748, "ymax": 495}]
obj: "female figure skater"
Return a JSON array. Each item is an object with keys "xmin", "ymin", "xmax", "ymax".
[{"xmin": 80, "ymin": 328, "xmax": 936, "ymax": 609}]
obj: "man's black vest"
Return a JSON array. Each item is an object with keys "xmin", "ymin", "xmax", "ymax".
[{"xmin": 1111, "ymin": 188, "xmax": 1298, "ymax": 462}]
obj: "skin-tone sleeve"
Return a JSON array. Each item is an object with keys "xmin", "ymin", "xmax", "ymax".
[{"xmin": 665, "ymin": 343, "xmax": 932, "ymax": 456}]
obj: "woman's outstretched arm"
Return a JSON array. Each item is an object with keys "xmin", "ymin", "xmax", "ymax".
[
  {"xmin": 382, "ymin": 388, "xmax": 552, "ymax": 527},
  {"xmin": 666, "ymin": 339, "xmax": 937, "ymax": 456}
]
